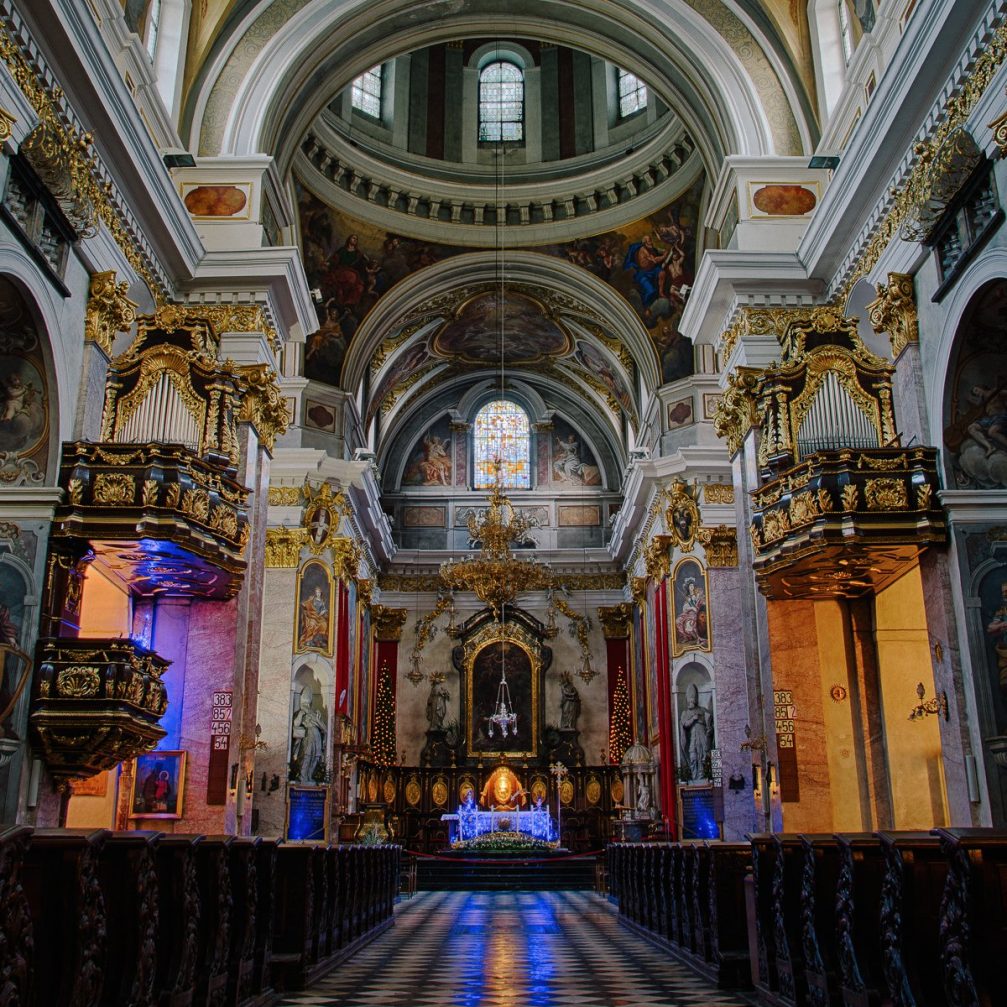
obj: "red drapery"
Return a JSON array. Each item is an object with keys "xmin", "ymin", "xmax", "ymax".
[
  {"xmin": 654, "ymin": 579, "xmax": 678, "ymax": 838},
  {"xmin": 334, "ymin": 581, "xmax": 350, "ymax": 716}
]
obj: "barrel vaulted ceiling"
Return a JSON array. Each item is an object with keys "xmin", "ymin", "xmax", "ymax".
[{"xmin": 179, "ymin": 0, "xmax": 820, "ymax": 463}]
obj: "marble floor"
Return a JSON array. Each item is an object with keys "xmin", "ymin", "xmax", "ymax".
[{"xmin": 279, "ymin": 890, "xmax": 752, "ymax": 1007}]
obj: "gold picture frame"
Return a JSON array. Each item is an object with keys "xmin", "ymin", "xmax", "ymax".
[
  {"xmin": 294, "ymin": 559, "xmax": 335, "ymax": 657},
  {"xmin": 670, "ymin": 557, "xmax": 712, "ymax": 658},
  {"xmin": 129, "ymin": 750, "xmax": 186, "ymax": 819}
]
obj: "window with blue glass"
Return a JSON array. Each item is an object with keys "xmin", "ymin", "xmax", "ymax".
[
  {"xmin": 473, "ymin": 400, "xmax": 531, "ymax": 489},
  {"xmin": 479, "ymin": 61, "xmax": 524, "ymax": 142}
]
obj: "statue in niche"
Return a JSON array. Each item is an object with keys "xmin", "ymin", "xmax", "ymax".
[
  {"xmin": 636, "ymin": 775, "xmax": 652, "ymax": 815},
  {"xmin": 425, "ymin": 680, "xmax": 450, "ymax": 730},
  {"xmin": 679, "ymin": 683, "xmax": 714, "ymax": 783},
  {"xmin": 291, "ymin": 687, "xmax": 325, "ymax": 784},
  {"xmin": 559, "ymin": 672, "xmax": 581, "ymax": 730}
]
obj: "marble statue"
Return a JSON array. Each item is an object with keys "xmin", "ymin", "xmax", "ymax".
[
  {"xmin": 291, "ymin": 687, "xmax": 325, "ymax": 784},
  {"xmin": 679, "ymin": 682, "xmax": 713, "ymax": 782},
  {"xmin": 636, "ymin": 776, "xmax": 651, "ymax": 814},
  {"xmin": 425, "ymin": 680, "xmax": 449, "ymax": 730},
  {"xmin": 559, "ymin": 672, "xmax": 580, "ymax": 730}
]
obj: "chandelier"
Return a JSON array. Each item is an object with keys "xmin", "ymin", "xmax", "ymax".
[
  {"xmin": 487, "ymin": 646, "xmax": 518, "ymax": 739},
  {"xmin": 440, "ymin": 480, "xmax": 552, "ymax": 615}
]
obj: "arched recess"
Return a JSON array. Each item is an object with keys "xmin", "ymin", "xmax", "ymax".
[
  {"xmin": 938, "ymin": 275, "xmax": 1007, "ymax": 491},
  {"xmin": 186, "ymin": 0, "xmax": 814, "ymax": 167},
  {"xmin": 673, "ymin": 658, "xmax": 715, "ymax": 784},
  {"xmin": 290, "ymin": 654, "xmax": 333, "ymax": 784}
]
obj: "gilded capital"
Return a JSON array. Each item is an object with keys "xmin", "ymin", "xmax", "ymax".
[
  {"xmin": 713, "ymin": 367, "xmax": 760, "ymax": 457},
  {"xmin": 264, "ymin": 526, "xmax": 306, "ymax": 568},
  {"xmin": 867, "ymin": 272, "xmax": 918, "ymax": 359},
  {"xmin": 236, "ymin": 363, "xmax": 289, "ymax": 452},
  {"xmin": 630, "ymin": 576, "xmax": 647, "ymax": 605},
  {"xmin": 371, "ymin": 604, "xmax": 408, "ymax": 642},
  {"xmin": 643, "ymin": 534, "xmax": 673, "ymax": 582},
  {"xmin": 331, "ymin": 536, "xmax": 362, "ymax": 583},
  {"xmin": 0, "ymin": 106, "xmax": 16, "ymax": 143},
  {"xmin": 697, "ymin": 525, "xmax": 739, "ymax": 567},
  {"xmin": 597, "ymin": 603, "xmax": 632, "ymax": 639},
  {"xmin": 84, "ymin": 271, "xmax": 137, "ymax": 356}
]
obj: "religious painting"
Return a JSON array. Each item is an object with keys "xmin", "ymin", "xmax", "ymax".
[
  {"xmin": 0, "ymin": 278, "xmax": 49, "ymax": 486},
  {"xmin": 304, "ymin": 399, "xmax": 336, "ymax": 432},
  {"xmin": 748, "ymin": 183, "xmax": 819, "ymax": 217},
  {"xmin": 671, "ymin": 558, "xmax": 711, "ymax": 658},
  {"xmin": 653, "ymin": 321, "xmax": 695, "ymax": 385},
  {"xmin": 364, "ymin": 341, "xmax": 433, "ymax": 427},
  {"xmin": 551, "ymin": 418, "xmax": 601, "ymax": 486},
  {"xmin": 297, "ymin": 183, "xmax": 468, "ymax": 385},
  {"xmin": 667, "ymin": 396, "xmax": 694, "ymax": 430},
  {"xmin": 402, "ymin": 417, "xmax": 453, "ymax": 486},
  {"xmin": 129, "ymin": 750, "xmax": 186, "ymax": 819},
  {"xmin": 979, "ymin": 564, "xmax": 1007, "ymax": 735},
  {"xmin": 468, "ymin": 641, "xmax": 536, "ymax": 756},
  {"xmin": 295, "ymin": 561, "xmax": 334, "ymax": 656},
  {"xmin": 181, "ymin": 183, "xmax": 251, "ymax": 219},
  {"xmin": 569, "ymin": 341, "xmax": 635, "ymax": 414},
  {"xmin": 430, "ymin": 291, "xmax": 572, "ymax": 364},
  {"xmin": 943, "ymin": 280, "xmax": 1007, "ymax": 489}
]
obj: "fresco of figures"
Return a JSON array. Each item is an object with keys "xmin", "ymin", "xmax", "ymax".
[
  {"xmin": 402, "ymin": 417, "xmax": 454, "ymax": 487},
  {"xmin": 944, "ymin": 280, "xmax": 1007, "ymax": 490},
  {"xmin": 550, "ymin": 418, "xmax": 601, "ymax": 486},
  {"xmin": 296, "ymin": 174, "xmax": 704, "ymax": 387},
  {"xmin": 296, "ymin": 561, "xmax": 334, "ymax": 656},
  {"xmin": 671, "ymin": 558, "xmax": 710, "ymax": 658}
]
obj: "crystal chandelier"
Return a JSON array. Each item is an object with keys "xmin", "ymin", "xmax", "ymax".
[{"xmin": 487, "ymin": 644, "xmax": 518, "ymax": 739}]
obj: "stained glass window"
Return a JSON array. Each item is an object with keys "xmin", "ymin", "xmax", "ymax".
[
  {"xmin": 473, "ymin": 400, "xmax": 531, "ymax": 489},
  {"xmin": 352, "ymin": 65, "xmax": 383, "ymax": 118},
  {"xmin": 617, "ymin": 69, "xmax": 647, "ymax": 119},
  {"xmin": 479, "ymin": 62, "xmax": 524, "ymax": 142}
]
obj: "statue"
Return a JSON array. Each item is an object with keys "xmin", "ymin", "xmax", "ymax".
[
  {"xmin": 425, "ymin": 680, "xmax": 449, "ymax": 730},
  {"xmin": 291, "ymin": 687, "xmax": 325, "ymax": 784},
  {"xmin": 559, "ymin": 672, "xmax": 580, "ymax": 730},
  {"xmin": 679, "ymin": 682, "xmax": 713, "ymax": 782},
  {"xmin": 636, "ymin": 775, "xmax": 651, "ymax": 815}
]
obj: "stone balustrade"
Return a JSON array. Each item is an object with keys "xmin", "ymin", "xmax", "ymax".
[
  {"xmin": 609, "ymin": 828, "xmax": 1007, "ymax": 1005},
  {"xmin": 0, "ymin": 826, "xmax": 400, "ymax": 1006}
]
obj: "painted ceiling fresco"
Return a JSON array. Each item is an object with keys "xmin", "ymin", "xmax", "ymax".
[{"xmin": 296, "ymin": 172, "xmax": 705, "ymax": 391}]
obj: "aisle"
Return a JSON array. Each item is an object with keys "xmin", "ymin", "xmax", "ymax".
[{"xmin": 280, "ymin": 890, "xmax": 751, "ymax": 1007}]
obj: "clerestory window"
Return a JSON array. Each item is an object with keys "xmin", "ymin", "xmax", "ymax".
[{"xmin": 479, "ymin": 61, "xmax": 524, "ymax": 143}]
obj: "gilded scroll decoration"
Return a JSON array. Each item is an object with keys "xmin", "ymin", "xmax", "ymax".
[
  {"xmin": 235, "ymin": 363, "xmax": 288, "ymax": 452},
  {"xmin": 697, "ymin": 525, "xmax": 739, "ymax": 567},
  {"xmin": 84, "ymin": 272, "xmax": 137, "ymax": 357},
  {"xmin": 265, "ymin": 527, "xmax": 306, "ymax": 568},
  {"xmin": 665, "ymin": 479, "xmax": 700, "ymax": 553},
  {"xmin": 867, "ymin": 273, "xmax": 919, "ymax": 359}
]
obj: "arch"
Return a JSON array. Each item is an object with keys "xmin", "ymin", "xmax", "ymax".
[{"xmin": 186, "ymin": 0, "xmax": 812, "ymax": 166}]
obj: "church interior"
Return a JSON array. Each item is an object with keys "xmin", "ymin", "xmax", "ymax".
[{"xmin": 0, "ymin": 0, "xmax": 1006, "ymax": 1004}]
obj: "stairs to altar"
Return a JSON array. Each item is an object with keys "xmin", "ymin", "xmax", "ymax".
[{"xmin": 413, "ymin": 853, "xmax": 598, "ymax": 891}]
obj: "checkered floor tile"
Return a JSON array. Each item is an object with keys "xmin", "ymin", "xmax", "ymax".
[{"xmin": 279, "ymin": 891, "xmax": 751, "ymax": 1006}]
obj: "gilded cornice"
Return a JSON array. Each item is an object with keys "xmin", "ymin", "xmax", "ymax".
[
  {"xmin": 331, "ymin": 536, "xmax": 362, "ymax": 583},
  {"xmin": 268, "ymin": 485, "xmax": 305, "ymax": 506},
  {"xmin": 703, "ymin": 483, "xmax": 735, "ymax": 505},
  {"xmin": 84, "ymin": 271, "xmax": 137, "ymax": 357},
  {"xmin": 375, "ymin": 571, "xmax": 626, "ymax": 593},
  {"xmin": 597, "ymin": 603, "xmax": 633, "ymax": 639},
  {"xmin": 371, "ymin": 604, "xmax": 408, "ymax": 642},
  {"xmin": 264, "ymin": 526, "xmax": 306, "ymax": 567},
  {"xmin": 867, "ymin": 273, "xmax": 918, "ymax": 360},
  {"xmin": 713, "ymin": 367, "xmax": 760, "ymax": 458},
  {"xmin": 643, "ymin": 534, "xmax": 673, "ymax": 581}
]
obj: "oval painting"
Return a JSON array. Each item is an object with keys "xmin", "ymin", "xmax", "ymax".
[
  {"xmin": 0, "ymin": 356, "xmax": 47, "ymax": 457},
  {"xmin": 559, "ymin": 779, "xmax": 575, "ymax": 806},
  {"xmin": 431, "ymin": 777, "xmax": 449, "ymax": 807},
  {"xmin": 752, "ymin": 184, "xmax": 817, "ymax": 217},
  {"xmin": 406, "ymin": 778, "xmax": 422, "ymax": 807},
  {"xmin": 183, "ymin": 184, "xmax": 248, "ymax": 217}
]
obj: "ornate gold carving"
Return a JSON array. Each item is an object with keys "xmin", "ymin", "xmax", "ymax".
[
  {"xmin": 788, "ymin": 490, "xmax": 819, "ymax": 527},
  {"xmin": 68, "ymin": 478, "xmax": 84, "ymax": 505},
  {"xmin": 209, "ymin": 504, "xmax": 239, "ymax": 539},
  {"xmin": 371, "ymin": 605, "xmax": 408, "ymax": 642},
  {"xmin": 665, "ymin": 479, "xmax": 700, "ymax": 553},
  {"xmin": 643, "ymin": 534, "xmax": 674, "ymax": 581},
  {"xmin": 989, "ymin": 101, "xmax": 1007, "ymax": 156},
  {"xmin": 703, "ymin": 483, "xmax": 735, "ymax": 504},
  {"xmin": 817, "ymin": 488, "xmax": 834, "ymax": 512},
  {"xmin": 0, "ymin": 105, "xmax": 16, "ymax": 142},
  {"xmin": 375, "ymin": 571, "xmax": 626, "ymax": 593},
  {"xmin": 917, "ymin": 483, "xmax": 933, "ymax": 510},
  {"xmin": 867, "ymin": 273, "xmax": 919, "ymax": 359},
  {"xmin": 841, "ymin": 484, "xmax": 860, "ymax": 511},
  {"xmin": 331, "ymin": 537, "xmax": 362, "ymax": 583},
  {"xmin": 858, "ymin": 452, "xmax": 906, "ymax": 470},
  {"xmin": 84, "ymin": 271, "xmax": 137, "ymax": 357},
  {"xmin": 141, "ymin": 479, "xmax": 158, "ymax": 506},
  {"xmin": 268, "ymin": 485, "xmax": 304, "ymax": 506},
  {"xmin": 164, "ymin": 484, "xmax": 181, "ymax": 508},
  {"xmin": 55, "ymin": 665, "xmax": 100, "ymax": 697},
  {"xmin": 630, "ymin": 576, "xmax": 647, "ymax": 605},
  {"xmin": 713, "ymin": 367, "xmax": 760, "ymax": 456},
  {"xmin": 236, "ymin": 363, "xmax": 288, "ymax": 452},
  {"xmin": 92, "ymin": 472, "xmax": 134, "ymax": 505},
  {"xmin": 749, "ymin": 521, "xmax": 761, "ymax": 549},
  {"xmin": 762, "ymin": 509, "xmax": 791, "ymax": 543},
  {"xmin": 597, "ymin": 603, "xmax": 632, "ymax": 639},
  {"xmin": 264, "ymin": 527, "xmax": 306, "ymax": 568},
  {"xmin": 697, "ymin": 525, "xmax": 738, "ymax": 567},
  {"xmin": 181, "ymin": 488, "xmax": 210, "ymax": 523},
  {"xmin": 356, "ymin": 578, "xmax": 374, "ymax": 606},
  {"xmin": 302, "ymin": 481, "xmax": 350, "ymax": 555},
  {"xmin": 864, "ymin": 477, "xmax": 908, "ymax": 510}
]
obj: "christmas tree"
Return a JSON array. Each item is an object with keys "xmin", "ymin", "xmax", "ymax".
[
  {"xmin": 609, "ymin": 665, "xmax": 632, "ymax": 764},
  {"xmin": 371, "ymin": 662, "xmax": 397, "ymax": 767}
]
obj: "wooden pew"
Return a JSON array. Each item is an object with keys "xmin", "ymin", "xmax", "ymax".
[
  {"xmin": 772, "ymin": 833, "xmax": 809, "ymax": 1006},
  {"xmin": 877, "ymin": 831, "xmax": 947, "ymax": 1007},
  {"xmin": 153, "ymin": 833, "xmax": 202, "ymax": 1007},
  {"xmin": 0, "ymin": 825, "xmax": 33, "ymax": 1005},
  {"xmin": 252, "ymin": 840, "xmax": 278, "ymax": 1000},
  {"xmin": 227, "ymin": 836, "xmax": 261, "ymax": 1006},
  {"xmin": 799, "ymin": 835, "xmax": 843, "ymax": 1007},
  {"xmin": 933, "ymin": 827, "xmax": 1007, "ymax": 1007},
  {"xmin": 748, "ymin": 834, "xmax": 779, "ymax": 998},
  {"xmin": 21, "ymin": 828, "xmax": 108, "ymax": 1007},
  {"xmin": 689, "ymin": 843, "xmax": 713, "ymax": 964},
  {"xmin": 98, "ymin": 830, "xmax": 160, "ymax": 1007},
  {"xmin": 706, "ymin": 841, "xmax": 752, "ymax": 989},
  {"xmin": 271, "ymin": 844, "xmax": 318, "ymax": 990},
  {"xmin": 833, "ymin": 834, "xmax": 886, "ymax": 1007},
  {"xmin": 193, "ymin": 835, "xmax": 234, "ymax": 1007}
]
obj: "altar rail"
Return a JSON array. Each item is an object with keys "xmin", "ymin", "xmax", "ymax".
[
  {"xmin": 609, "ymin": 828, "xmax": 1007, "ymax": 1004},
  {"xmin": 0, "ymin": 826, "xmax": 399, "ymax": 1006}
]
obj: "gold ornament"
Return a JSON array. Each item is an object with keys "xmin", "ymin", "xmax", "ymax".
[
  {"xmin": 597, "ymin": 603, "xmax": 632, "ymax": 639},
  {"xmin": 235, "ymin": 363, "xmax": 288, "ymax": 452},
  {"xmin": 696, "ymin": 526, "xmax": 738, "ymax": 567},
  {"xmin": 84, "ymin": 271, "xmax": 137, "ymax": 357},
  {"xmin": 0, "ymin": 105, "xmax": 16, "ymax": 142},
  {"xmin": 264, "ymin": 527, "xmax": 306, "ymax": 568},
  {"xmin": 371, "ymin": 605, "xmax": 408, "ymax": 642},
  {"xmin": 703, "ymin": 483, "xmax": 735, "ymax": 505},
  {"xmin": 864, "ymin": 477, "xmax": 909, "ymax": 510},
  {"xmin": 867, "ymin": 272, "xmax": 919, "ymax": 359},
  {"xmin": 643, "ymin": 534, "xmax": 673, "ymax": 581}
]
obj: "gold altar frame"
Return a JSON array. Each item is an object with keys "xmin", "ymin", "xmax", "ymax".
[{"xmin": 464, "ymin": 620, "xmax": 541, "ymax": 758}]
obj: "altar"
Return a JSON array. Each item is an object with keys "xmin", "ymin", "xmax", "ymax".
[{"xmin": 441, "ymin": 805, "xmax": 555, "ymax": 844}]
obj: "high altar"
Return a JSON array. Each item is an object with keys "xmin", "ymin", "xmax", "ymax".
[{"xmin": 440, "ymin": 764, "xmax": 556, "ymax": 843}]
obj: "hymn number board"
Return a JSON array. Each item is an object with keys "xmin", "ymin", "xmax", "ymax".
[
  {"xmin": 773, "ymin": 689, "xmax": 799, "ymax": 803},
  {"xmin": 207, "ymin": 691, "xmax": 232, "ymax": 805}
]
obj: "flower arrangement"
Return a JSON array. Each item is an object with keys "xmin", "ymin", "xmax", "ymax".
[{"xmin": 451, "ymin": 831, "xmax": 556, "ymax": 853}]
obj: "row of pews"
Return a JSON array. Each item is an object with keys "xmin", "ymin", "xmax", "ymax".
[
  {"xmin": 0, "ymin": 826, "xmax": 400, "ymax": 1007},
  {"xmin": 609, "ymin": 828, "xmax": 1007, "ymax": 1007}
]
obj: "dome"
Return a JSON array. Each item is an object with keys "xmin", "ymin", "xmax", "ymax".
[{"xmin": 621, "ymin": 743, "xmax": 655, "ymax": 767}]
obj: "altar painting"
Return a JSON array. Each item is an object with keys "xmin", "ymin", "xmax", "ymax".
[
  {"xmin": 295, "ymin": 561, "xmax": 334, "ymax": 656},
  {"xmin": 467, "ymin": 640, "xmax": 537, "ymax": 756},
  {"xmin": 671, "ymin": 558, "xmax": 710, "ymax": 658}
]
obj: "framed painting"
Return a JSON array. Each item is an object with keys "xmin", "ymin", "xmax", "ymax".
[
  {"xmin": 466, "ymin": 639, "xmax": 538, "ymax": 758},
  {"xmin": 295, "ymin": 560, "xmax": 335, "ymax": 656},
  {"xmin": 670, "ymin": 558, "xmax": 711, "ymax": 658},
  {"xmin": 130, "ymin": 750, "xmax": 186, "ymax": 819}
]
